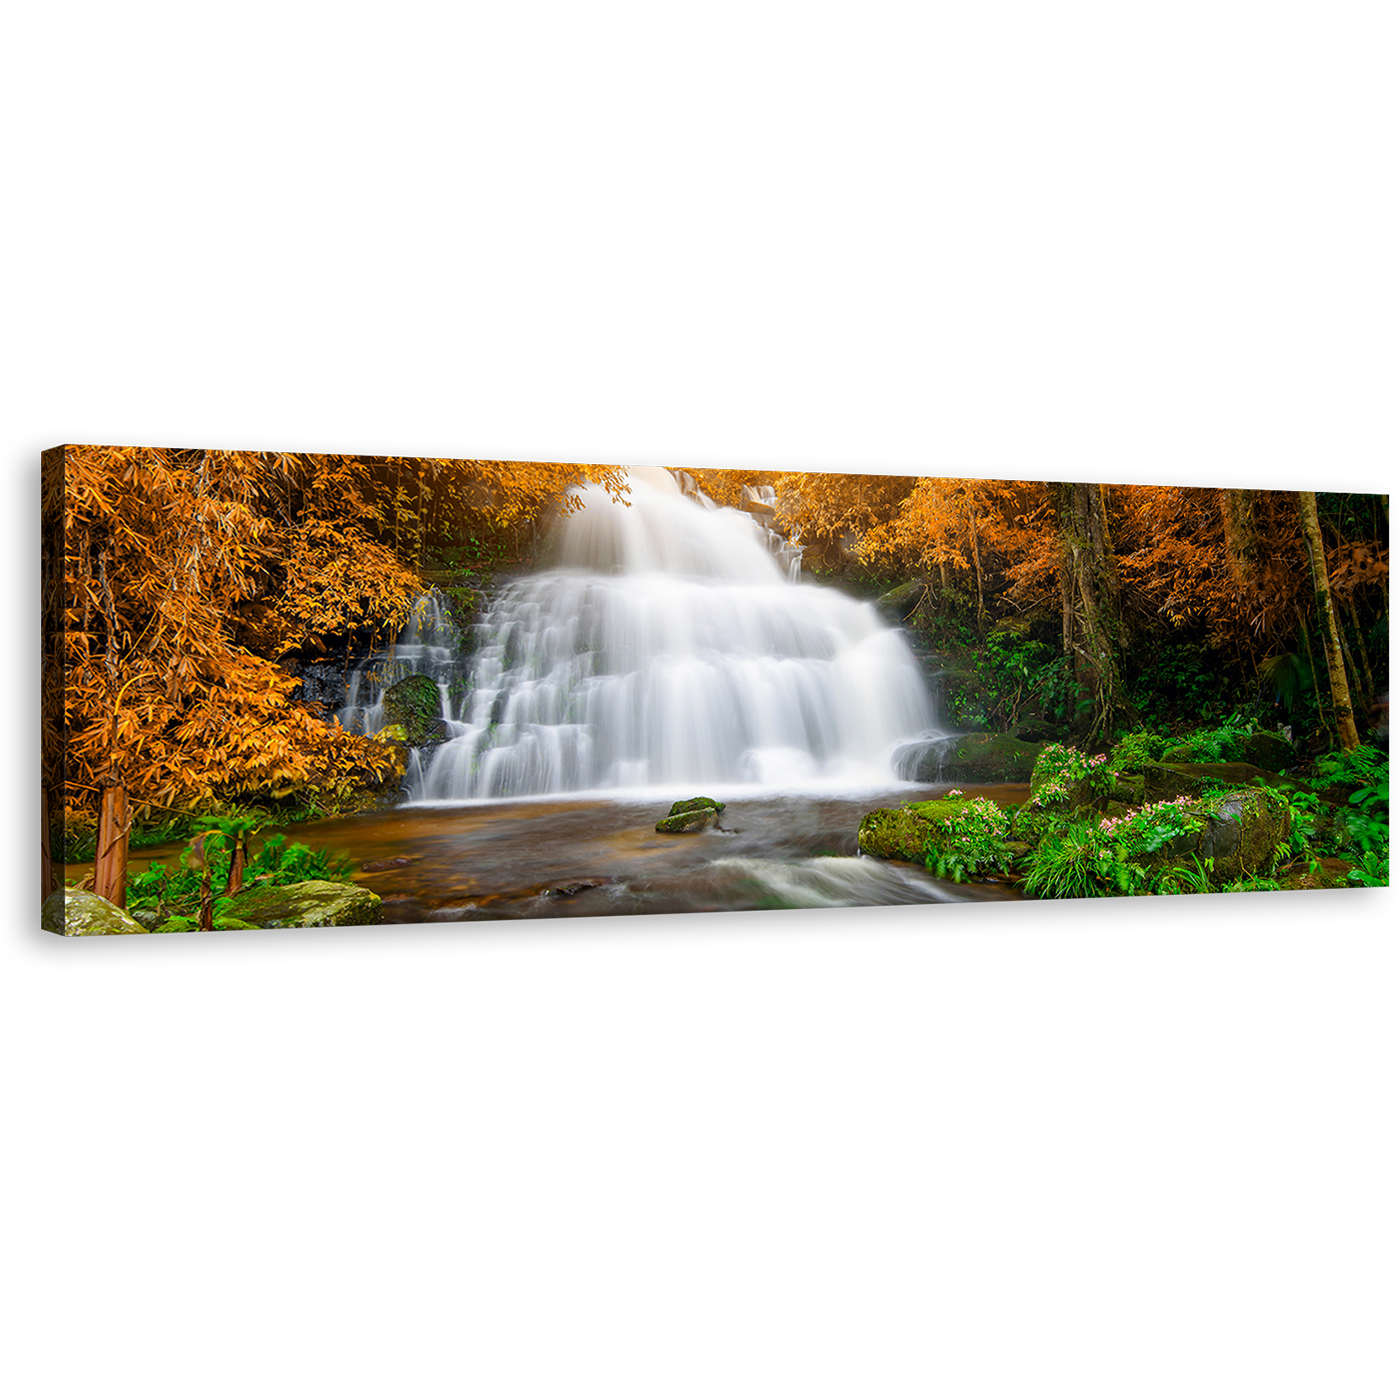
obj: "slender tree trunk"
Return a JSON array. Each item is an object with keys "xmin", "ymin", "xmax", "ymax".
[
  {"xmin": 1297, "ymin": 491, "xmax": 1359, "ymax": 749},
  {"xmin": 1295, "ymin": 605, "xmax": 1333, "ymax": 747},
  {"xmin": 224, "ymin": 836, "xmax": 247, "ymax": 898},
  {"xmin": 1347, "ymin": 598, "xmax": 1375, "ymax": 697},
  {"xmin": 964, "ymin": 492, "xmax": 984, "ymax": 635},
  {"xmin": 94, "ymin": 782, "xmax": 129, "ymax": 908},
  {"xmin": 1051, "ymin": 482, "xmax": 1132, "ymax": 743}
]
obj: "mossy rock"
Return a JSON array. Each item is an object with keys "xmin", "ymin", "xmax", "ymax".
[
  {"xmin": 1136, "ymin": 788, "xmax": 1291, "ymax": 883},
  {"xmin": 42, "ymin": 889, "xmax": 147, "ymax": 936},
  {"xmin": 657, "ymin": 797, "xmax": 725, "ymax": 833},
  {"xmin": 941, "ymin": 732, "xmax": 1045, "ymax": 782},
  {"xmin": 667, "ymin": 797, "xmax": 725, "ymax": 817},
  {"xmin": 858, "ymin": 803, "xmax": 931, "ymax": 861},
  {"xmin": 857, "ymin": 797, "xmax": 964, "ymax": 862},
  {"xmin": 381, "ymin": 674, "xmax": 448, "ymax": 748},
  {"xmin": 858, "ymin": 796, "xmax": 1012, "ymax": 876},
  {"xmin": 1138, "ymin": 762, "xmax": 1302, "ymax": 803},
  {"xmin": 876, "ymin": 579, "xmax": 926, "ymax": 620},
  {"xmin": 217, "ymin": 879, "xmax": 382, "ymax": 929}
]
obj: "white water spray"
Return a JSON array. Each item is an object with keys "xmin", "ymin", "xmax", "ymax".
[{"xmin": 347, "ymin": 469, "xmax": 940, "ymax": 799}]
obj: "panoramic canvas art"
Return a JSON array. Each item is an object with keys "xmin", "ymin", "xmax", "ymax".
[{"xmin": 41, "ymin": 446, "xmax": 1390, "ymax": 935}]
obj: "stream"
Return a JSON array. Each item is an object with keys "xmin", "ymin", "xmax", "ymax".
[{"xmin": 74, "ymin": 783, "xmax": 1027, "ymax": 924}]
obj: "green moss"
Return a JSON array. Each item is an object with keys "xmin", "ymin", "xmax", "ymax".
[
  {"xmin": 857, "ymin": 805, "xmax": 941, "ymax": 861},
  {"xmin": 858, "ymin": 796, "xmax": 1012, "ymax": 877},
  {"xmin": 668, "ymin": 797, "xmax": 726, "ymax": 817}
]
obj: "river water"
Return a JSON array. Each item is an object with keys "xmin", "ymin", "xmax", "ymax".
[
  {"xmin": 71, "ymin": 469, "xmax": 1031, "ymax": 925},
  {"xmin": 72, "ymin": 783, "xmax": 1027, "ymax": 924}
]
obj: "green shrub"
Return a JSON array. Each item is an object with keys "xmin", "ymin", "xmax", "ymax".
[
  {"xmin": 1021, "ymin": 796, "xmax": 1214, "ymax": 899},
  {"xmin": 1029, "ymin": 743, "xmax": 1113, "ymax": 808},
  {"xmin": 920, "ymin": 794, "xmax": 1013, "ymax": 883},
  {"xmin": 1346, "ymin": 849, "xmax": 1389, "ymax": 887},
  {"xmin": 1095, "ymin": 795, "xmax": 1213, "ymax": 857},
  {"xmin": 969, "ymin": 632, "xmax": 1063, "ymax": 730},
  {"xmin": 127, "ymin": 825, "xmax": 355, "ymax": 923},
  {"xmin": 1220, "ymin": 874, "xmax": 1284, "ymax": 893},
  {"xmin": 1022, "ymin": 820, "xmax": 1143, "ymax": 898},
  {"xmin": 1164, "ymin": 712, "xmax": 1260, "ymax": 763},
  {"xmin": 1108, "ymin": 730, "xmax": 1170, "ymax": 771}
]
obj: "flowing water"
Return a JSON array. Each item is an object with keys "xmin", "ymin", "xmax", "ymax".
[
  {"xmin": 344, "ymin": 466, "xmax": 947, "ymax": 800},
  {"xmin": 133, "ymin": 468, "xmax": 1018, "ymax": 924},
  {"xmin": 80, "ymin": 784, "xmax": 1026, "ymax": 923}
]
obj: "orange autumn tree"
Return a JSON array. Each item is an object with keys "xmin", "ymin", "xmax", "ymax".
[
  {"xmin": 46, "ymin": 447, "xmax": 417, "ymax": 831},
  {"xmin": 43, "ymin": 447, "xmax": 632, "ymax": 836},
  {"xmin": 772, "ymin": 472, "xmax": 918, "ymax": 571},
  {"xmin": 860, "ymin": 478, "xmax": 1049, "ymax": 629},
  {"xmin": 1110, "ymin": 486, "xmax": 1308, "ymax": 670},
  {"xmin": 363, "ymin": 456, "xmax": 633, "ymax": 569}
]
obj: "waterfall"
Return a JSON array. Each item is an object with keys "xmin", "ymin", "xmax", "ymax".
[
  {"xmin": 348, "ymin": 468, "xmax": 942, "ymax": 799},
  {"xmin": 337, "ymin": 590, "xmax": 460, "ymax": 736}
]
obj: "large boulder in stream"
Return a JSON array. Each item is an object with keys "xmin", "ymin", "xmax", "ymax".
[
  {"xmin": 894, "ymin": 732, "xmax": 1045, "ymax": 785},
  {"xmin": 42, "ymin": 889, "xmax": 147, "ymax": 936},
  {"xmin": 216, "ymin": 880, "xmax": 382, "ymax": 929},
  {"xmin": 381, "ymin": 674, "xmax": 449, "ymax": 748}
]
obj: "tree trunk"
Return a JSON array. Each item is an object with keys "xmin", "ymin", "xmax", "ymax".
[
  {"xmin": 964, "ymin": 491, "xmax": 985, "ymax": 635},
  {"xmin": 1051, "ymin": 482, "xmax": 1133, "ymax": 743},
  {"xmin": 94, "ymin": 782, "xmax": 129, "ymax": 908},
  {"xmin": 1347, "ymin": 598, "xmax": 1375, "ymax": 697},
  {"xmin": 1297, "ymin": 491, "xmax": 1360, "ymax": 750},
  {"xmin": 224, "ymin": 835, "xmax": 247, "ymax": 897},
  {"xmin": 1294, "ymin": 605, "xmax": 1334, "ymax": 748},
  {"xmin": 41, "ymin": 787, "xmax": 55, "ymax": 904},
  {"xmin": 1221, "ymin": 488, "xmax": 1259, "ymax": 586}
]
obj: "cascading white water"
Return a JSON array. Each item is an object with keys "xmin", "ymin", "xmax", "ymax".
[
  {"xmin": 338, "ymin": 591, "xmax": 459, "ymax": 734},
  {"xmin": 404, "ymin": 467, "xmax": 938, "ymax": 799}
]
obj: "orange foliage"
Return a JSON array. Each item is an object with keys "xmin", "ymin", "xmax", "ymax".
[
  {"xmin": 44, "ymin": 447, "xmax": 632, "ymax": 825},
  {"xmin": 1110, "ymin": 486, "xmax": 1307, "ymax": 663},
  {"xmin": 772, "ymin": 472, "xmax": 917, "ymax": 565},
  {"xmin": 47, "ymin": 446, "xmax": 413, "ymax": 822}
]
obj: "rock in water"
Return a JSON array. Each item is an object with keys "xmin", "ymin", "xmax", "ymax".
[
  {"xmin": 381, "ymin": 673, "xmax": 449, "ymax": 748},
  {"xmin": 217, "ymin": 880, "xmax": 382, "ymax": 929},
  {"xmin": 657, "ymin": 797, "xmax": 725, "ymax": 833}
]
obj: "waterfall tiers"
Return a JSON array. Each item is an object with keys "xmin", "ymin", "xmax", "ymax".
[{"xmin": 340, "ymin": 469, "xmax": 945, "ymax": 800}]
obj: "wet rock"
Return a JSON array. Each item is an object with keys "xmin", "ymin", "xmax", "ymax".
[
  {"xmin": 667, "ymin": 797, "xmax": 725, "ymax": 817},
  {"xmin": 657, "ymin": 797, "xmax": 725, "ymax": 833},
  {"xmin": 360, "ymin": 855, "xmax": 421, "ymax": 872},
  {"xmin": 894, "ymin": 732, "xmax": 1045, "ymax": 784},
  {"xmin": 892, "ymin": 736, "xmax": 956, "ymax": 782},
  {"xmin": 876, "ymin": 579, "xmax": 926, "ymax": 621},
  {"xmin": 546, "ymin": 879, "xmax": 612, "ymax": 898},
  {"xmin": 657, "ymin": 808, "xmax": 720, "ymax": 833},
  {"xmin": 217, "ymin": 879, "xmax": 382, "ymax": 929},
  {"xmin": 42, "ymin": 889, "xmax": 147, "ymax": 936},
  {"xmin": 1133, "ymin": 788, "xmax": 1292, "ymax": 883},
  {"xmin": 1138, "ymin": 762, "xmax": 1300, "ymax": 803},
  {"xmin": 381, "ymin": 674, "xmax": 449, "ymax": 748}
]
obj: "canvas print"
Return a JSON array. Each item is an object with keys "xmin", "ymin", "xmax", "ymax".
[{"xmin": 41, "ymin": 446, "xmax": 1390, "ymax": 935}]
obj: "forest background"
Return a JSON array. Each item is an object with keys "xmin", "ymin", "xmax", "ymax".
[{"xmin": 46, "ymin": 447, "xmax": 1388, "ymax": 850}]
